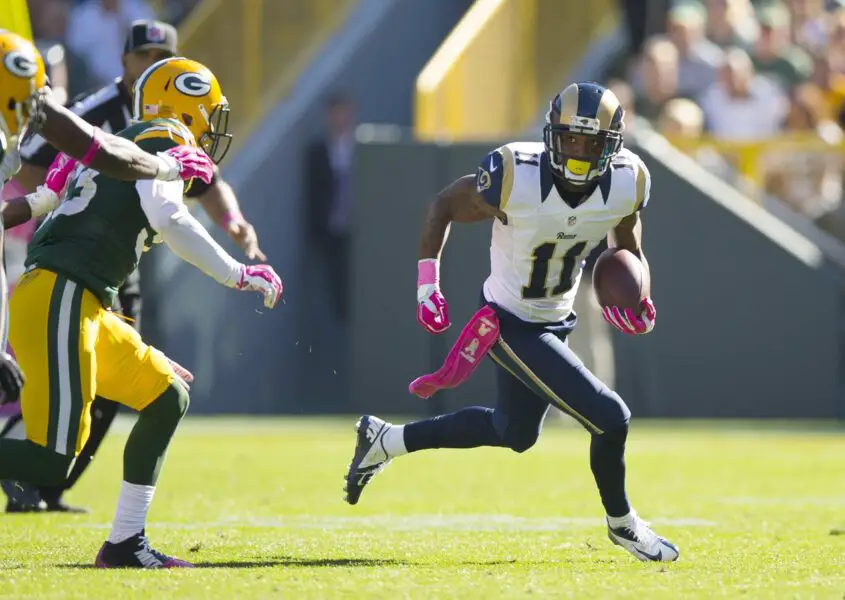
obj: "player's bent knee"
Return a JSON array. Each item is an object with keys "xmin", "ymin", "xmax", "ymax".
[
  {"xmin": 592, "ymin": 389, "xmax": 631, "ymax": 434},
  {"xmin": 502, "ymin": 422, "xmax": 541, "ymax": 453},
  {"xmin": 172, "ymin": 381, "xmax": 190, "ymax": 418},
  {"xmin": 507, "ymin": 435, "xmax": 538, "ymax": 454},
  {"xmin": 492, "ymin": 410, "xmax": 541, "ymax": 453},
  {"xmin": 142, "ymin": 382, "xmax": 190, "ymax": 424}
]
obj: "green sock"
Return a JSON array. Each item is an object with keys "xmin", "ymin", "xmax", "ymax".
[
  {"xmin": 123, "ymin": 383, "xmax": 190, "ymax": 486},
  {"xmin": 0, "ymin": 438, "xmax": 72, "ymax": 486}
]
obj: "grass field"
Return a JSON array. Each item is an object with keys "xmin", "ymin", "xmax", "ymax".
[{"xmin": 0, "ymin": 416, "xmax": 843, "ymax": 599}]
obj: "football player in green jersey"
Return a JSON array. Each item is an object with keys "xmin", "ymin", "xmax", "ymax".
[
  {"xmin": 0, "ymin": 31, "xmax": 213, "ymax": 409},
  {"xmin": 2, "ymin": 56, "xmax": 283, "ymax": 568}
]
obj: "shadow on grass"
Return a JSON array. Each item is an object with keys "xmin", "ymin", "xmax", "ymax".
[{"xmin": 53, "ymin": 556, "xmax": 560, "ymax": 569}]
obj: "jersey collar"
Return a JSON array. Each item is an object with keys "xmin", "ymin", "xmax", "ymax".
[{"xmin": 541, "ymin": 150, "xmax": 606, "ymax": 209}]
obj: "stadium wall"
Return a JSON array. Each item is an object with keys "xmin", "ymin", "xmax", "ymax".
[{"xmin": 350, "ymin": 138, "xmax": 845, "ymax": 419}]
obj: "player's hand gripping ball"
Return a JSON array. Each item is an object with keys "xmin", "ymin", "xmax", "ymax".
[{"xmin": 593, "ymin": 248, "xmax": 655, "ymax": 335}]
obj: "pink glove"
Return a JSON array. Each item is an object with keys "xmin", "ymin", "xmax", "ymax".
[
  {"xmin": 236, "ymin": 264, "xmax": 283, "ymax": 309},
  {"xmin": 44, "ymin": 153, "xmax": 78, "ymax": 195},
  {"xmin": 417, "ymin": 259, "xmax": 450, "ymax": 334},
  {"xmin": 602, "ymin": 297, "xmax": 656, "ymax": 335},
  {"xmin": 163, "ymin": 145, "xmax": 214, "ymax": 184}
]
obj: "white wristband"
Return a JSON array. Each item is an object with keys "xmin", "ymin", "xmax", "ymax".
[
  {"xmin": 154, "ymin": 152, "xmax": 181, "ymax": 181},
  {"xmin": 25, "ymin": 186, "xmax": 59, "ymax": 217}
]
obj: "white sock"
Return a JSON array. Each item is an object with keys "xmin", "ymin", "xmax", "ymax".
[
  {"xmin": 108, "ymin": 482, "xmax": 156, "ymax": 544},
  {"xmin": 381, "ymin": 424, "xmax": 407, "ymax": 458},
  {"xmin": 606, "ymin": 510, "xmax": 636, "ymax": 530}
]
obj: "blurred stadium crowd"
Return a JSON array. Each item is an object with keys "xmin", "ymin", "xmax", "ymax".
[
  {"xmin": 613, "ymin": 0, "xmax": 845, "ymax": 239},
  {"xmin": 28, "ymin": 0, "xmax": 198, "ymax": 104}
]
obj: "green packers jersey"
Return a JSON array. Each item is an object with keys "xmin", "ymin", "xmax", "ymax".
[{"xmin": 25, "ymin": 118, "xmax": 193, "ymax": 308}]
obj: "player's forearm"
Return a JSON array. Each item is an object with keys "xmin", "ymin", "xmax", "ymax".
[
  {"xmin": 197, "ymin": 179, "xmax": 242, "ymax": 228},
  {"xmin": 158, "ymin": 210, "xmax": 243, "ymax": 286},
  {"xmin": 418, "ymin": 196, "xmax": 454, "ymax": 260},
  {"xmin": 1, "ymin": 197, "xmax": 34, "ymax": 230},
  {"xmin": 38, "ymin": 97, "xmax": 95, "ymax": 159},
  {"xmin": 87, "ymin": 134, "xmax": 166, "ymax": 180},
  {"xmin": 40, "ymin": 99, "xmax": 170, "ymax": 181},
  {"xmin": 13, "ymin": 163, "xmax": 49, "ymax": 194}
]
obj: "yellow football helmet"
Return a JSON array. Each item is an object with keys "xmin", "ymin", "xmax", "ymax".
[
  {"xmin": 132, "ymin": 56, "xmax": 232, "ymax": 163},
  {"xmin": 0, "ymin": 29, "xmax": 47, "ymax": 139}
]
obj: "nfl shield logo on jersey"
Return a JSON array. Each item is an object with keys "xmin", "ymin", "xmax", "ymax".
[{"xmin": 568, "ymin": 216, "xmax": 577, "ymax": 227}]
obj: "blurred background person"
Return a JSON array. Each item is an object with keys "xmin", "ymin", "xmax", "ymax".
[
  {"xmin": 750, "ymin": 2, "xmax": 813, "ymax": 91},
  {"xmin": 699, "ymin": 47, "xmax": 789, "ymax": 141},
  {"xmin": 66, "ymin": 0, "xmax": 156, "ymax": 88},
  {"xmin": 305, "ymin": 91, "xmax": 357, "ymax": 325},
  {"xmin": 764, "ymin": 83, "xmax": 845, "ymax": 223},
  {"xmin": 632, "ymin": 37, "xmax": 681, "ymax": 120},
  {"xmin": 665, "ymin": 3, "xmax": 725, "ymax": 98},
  {"xmin": 787, "ymin": 0, "xmax": 829, "ymax": 53},
  {"xmin": 28, "ymin": 0, "xmax": 74, "ymax": 104},
  {"xmin": 704, "ymin": 0, "xmax": 758, "ymax": 48}
]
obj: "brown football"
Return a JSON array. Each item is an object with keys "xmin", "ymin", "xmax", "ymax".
[{"xmin": 592, "ymin": 248, "xmax": 649, "ymax": 310}]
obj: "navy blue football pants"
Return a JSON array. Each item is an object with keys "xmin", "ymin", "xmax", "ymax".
[{"xmin": 403, "ymin": 301, "xmax": 633, "ymax": 516}]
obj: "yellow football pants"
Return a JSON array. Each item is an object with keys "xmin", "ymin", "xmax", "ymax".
[{"xmin": 9, "ymin": 269, "xmax": 175, "ymax": 457}]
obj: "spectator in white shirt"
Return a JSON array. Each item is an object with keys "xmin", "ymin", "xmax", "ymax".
[
  {"xmin": 699, "ymin": 47, "xmax": 789, "ymax": 141},
  {"xmin": 666, "ymin": 3, "xmax": 726, "ymax": 98},
  {"xmin": 66, "ymin": 0, "xmax": 155, "ymax": 87}
]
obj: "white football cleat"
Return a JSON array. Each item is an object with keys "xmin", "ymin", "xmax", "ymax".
[
  {"xmin": 607, "ymin": 511, "xmax": 680, "ymax": 562},
  {"xmin": 343, "ymin": 415, "xmax": 392, "ymax": 506}
]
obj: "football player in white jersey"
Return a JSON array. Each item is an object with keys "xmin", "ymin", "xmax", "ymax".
[{"xmin": 343, "ymin": 82, "xmax": 679, "ymax": 562}]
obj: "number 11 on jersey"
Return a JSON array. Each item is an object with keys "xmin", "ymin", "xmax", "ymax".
[{"xmin": 521, "ymin": 241, "xmax": 589, "ymax": 299}]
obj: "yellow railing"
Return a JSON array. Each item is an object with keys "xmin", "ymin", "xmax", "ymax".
[
  {"xmin": 178, "ymin": 0, "xmax": 355, "ymax": 153},
  {"xmin": 667, "ymin": 134, "xmax": 845, "ymax": 199},
  {"xmin": 414, "ymin": 0, "xmax": 617, "ymax": 142}
]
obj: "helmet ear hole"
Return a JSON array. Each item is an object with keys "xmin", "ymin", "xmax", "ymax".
[{"xmin": 181, "ymin": 113, "xmax": 193, "ymax": 126}]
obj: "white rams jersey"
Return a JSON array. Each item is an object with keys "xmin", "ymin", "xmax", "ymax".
[{"xmin": 476, "ymin": 141, "xmax": 650, "ymax": 323}]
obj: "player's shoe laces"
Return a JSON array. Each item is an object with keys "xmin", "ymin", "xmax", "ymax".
[
  {"xmin": 343, "ymin": 415, "xmax": 392, "ymax": 506},
  {"xmin": 95, "ymin": 530, "xmax": 193, "ymax": 569},
  {"xmin": 607, "ymin": 511, "xmax": 680, "ymax": 562}
]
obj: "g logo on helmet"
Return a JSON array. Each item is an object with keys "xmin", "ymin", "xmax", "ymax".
[
  {"xmin": 4, "ymin": 51, "xmax": 37, "ymax": 79},
  {"xmin": 174, "ymin": 72, "xmax": 211, "ymax": 97}
]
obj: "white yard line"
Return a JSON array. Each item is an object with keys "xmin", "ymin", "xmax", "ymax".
[{"xmin": 718, "ymin": 496, "xmax": 845, "ymax": 507}]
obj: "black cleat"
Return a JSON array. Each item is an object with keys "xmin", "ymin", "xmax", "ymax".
[
  {"xmin": 2, "ymin": 480, "xmax": 42, "ymax": 513},
  {"xmin": 343, "ymin": 415, "xmax": 392, "ymax": 506},
  {"xmin": 95, "ymin": 530, "xmax": 193, "ymax": 569}
]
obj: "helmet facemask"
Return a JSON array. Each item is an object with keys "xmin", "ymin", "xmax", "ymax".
[
  {"xmin": 543, "ymin": 115, "xmax": 622, "ymax": 186},
  {"xmin": 197, "ymin": 102, "xmax": 232, "ymax": 164}
]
